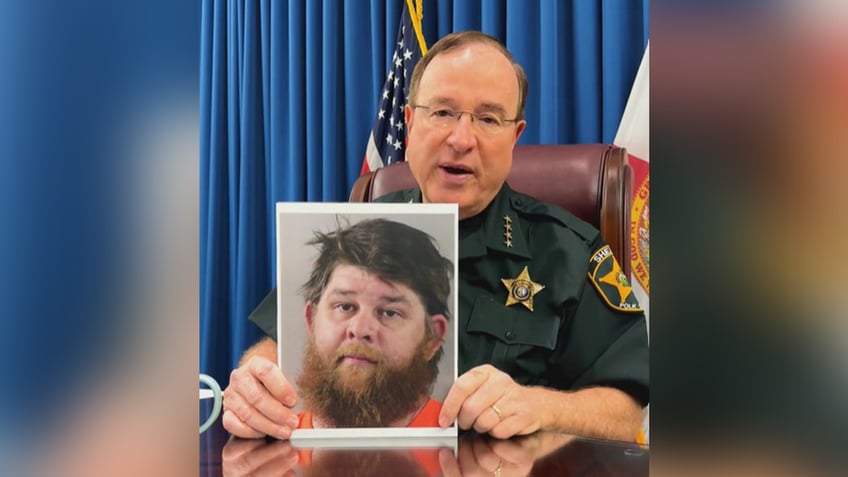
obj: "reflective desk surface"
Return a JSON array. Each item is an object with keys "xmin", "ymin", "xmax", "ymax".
[{"xmin": 201, "ymin": 405, "xmax": 649, "ymax": 477}]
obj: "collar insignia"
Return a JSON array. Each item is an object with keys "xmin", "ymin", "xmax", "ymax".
[
  {"xmin": 501, "ymin": 265, "xmax": 545, "ymax": 311},
  {"xmin": 503, "ymin": 215, "xmax": 513, "ymax": 248}
]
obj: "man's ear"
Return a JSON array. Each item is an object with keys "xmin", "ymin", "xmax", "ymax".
[
  {"xmin": 404, "ymin": 104, "xmax": 414, "ymax": 132},
  {"xmin": 304, "ymin": 302, "xmax": 315, "ymax": 329},
  {"xmin": 513, "ymin": 119, "xmax": 527, "ymax": 144},
  {"xmin": 425, "ymin": 314, "xmax": 448, "ymax": 360}
]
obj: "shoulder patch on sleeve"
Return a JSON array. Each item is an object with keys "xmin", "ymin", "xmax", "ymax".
[{"xmin": 587, "ymin": 245, "xmax": 643, "ymax": 313}]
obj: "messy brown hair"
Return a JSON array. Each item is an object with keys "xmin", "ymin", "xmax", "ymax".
[{"xmin": 298, "ymin": 218, "xmax": 453, "ymax": 323}]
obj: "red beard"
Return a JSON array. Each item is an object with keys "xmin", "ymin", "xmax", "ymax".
[{"xmin": 297, "ymin": 337, "xmax": 439, "ymax": 427}]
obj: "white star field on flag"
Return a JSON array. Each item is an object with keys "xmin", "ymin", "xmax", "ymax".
[{"xmin": 362, "ymin": 6, "xmax": 425, "ymax": 172}]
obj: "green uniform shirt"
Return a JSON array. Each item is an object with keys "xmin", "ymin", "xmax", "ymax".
[{"xmin": 248, "ymin": 183, "xmax": 649, "ymax": 405}]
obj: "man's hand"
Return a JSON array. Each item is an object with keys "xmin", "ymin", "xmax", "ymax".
[
  {"xmin": 222, "ymin": 348, "xmax": 300, "ymax": 439},
  {"xmin": 221, "ymin": 437, "xmax": 300, "ymax": 477},
  {"xmin": 439, "ymin": 365, "xmax": 644, "ymax": 441},
  {"xmin": 438, "ymin": 364, "xmax": 546, "ymax": 439}
]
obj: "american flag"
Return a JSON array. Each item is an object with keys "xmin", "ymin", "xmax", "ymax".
[{"xmin": 360, "ymin": 1, "xmax": 427, "ymax": 174}]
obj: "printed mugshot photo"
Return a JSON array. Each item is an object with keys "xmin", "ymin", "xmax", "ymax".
[{"xmin": 275, "ymin": 202, "xmax": 458, "ymax": 437}]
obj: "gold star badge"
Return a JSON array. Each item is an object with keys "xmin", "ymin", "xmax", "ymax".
[{"xmin": 501, "ymin": 266, "xmax": 545, "ymax": 311}]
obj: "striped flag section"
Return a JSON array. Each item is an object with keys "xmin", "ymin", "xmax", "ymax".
[{"xmin": 360, "ymin": 0, "xmax": 427, "ymax": 174}]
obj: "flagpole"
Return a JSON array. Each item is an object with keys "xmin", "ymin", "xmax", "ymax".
[{"xmin": 407, "ymin": 0, "xmax": 428, "ymax": 55}]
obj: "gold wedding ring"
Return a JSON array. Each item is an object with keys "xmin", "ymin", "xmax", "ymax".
[
  {"xmin": 493, "ymin": 459, "xmax": 503, "ymax": 476},
  {"xmin": 491, "ymin": 403, "xmax": 504, "ymax": 421}
]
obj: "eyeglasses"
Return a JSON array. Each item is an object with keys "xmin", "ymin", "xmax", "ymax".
[{"xmin": 410, "ymin": 105, "xmax": 519, "ymax": 136}]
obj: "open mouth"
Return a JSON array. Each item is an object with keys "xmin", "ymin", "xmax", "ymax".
[{"xmin": 440, "ymin": 164, "xmax": 472, "ymax": 175}]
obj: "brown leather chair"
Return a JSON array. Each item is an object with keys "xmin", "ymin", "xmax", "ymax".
[{"xmin": 349, "ymin": 144, "xmax": 633, "ymax": 277}]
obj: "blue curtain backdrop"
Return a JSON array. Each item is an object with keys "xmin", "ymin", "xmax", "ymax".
[{"xmin": 200, "ymin": 0, "xmax": 649, "ymax": 384}]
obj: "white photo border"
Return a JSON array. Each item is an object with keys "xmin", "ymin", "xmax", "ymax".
[{"xmin": 275, "ymin": 202, "xmax": 459, "ymax": 439}]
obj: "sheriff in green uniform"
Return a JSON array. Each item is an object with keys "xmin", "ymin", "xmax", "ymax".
[
  {"xmin": 382, "ymin": 185, "xmax": 647, "ymax": 404},
  {"xmin": 248, "ymin": 183, "xmax": 647, "ymax": 405},
  {"xmin": 222, "ymin": 31, "xmax": 648, "ymax": 443}
]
